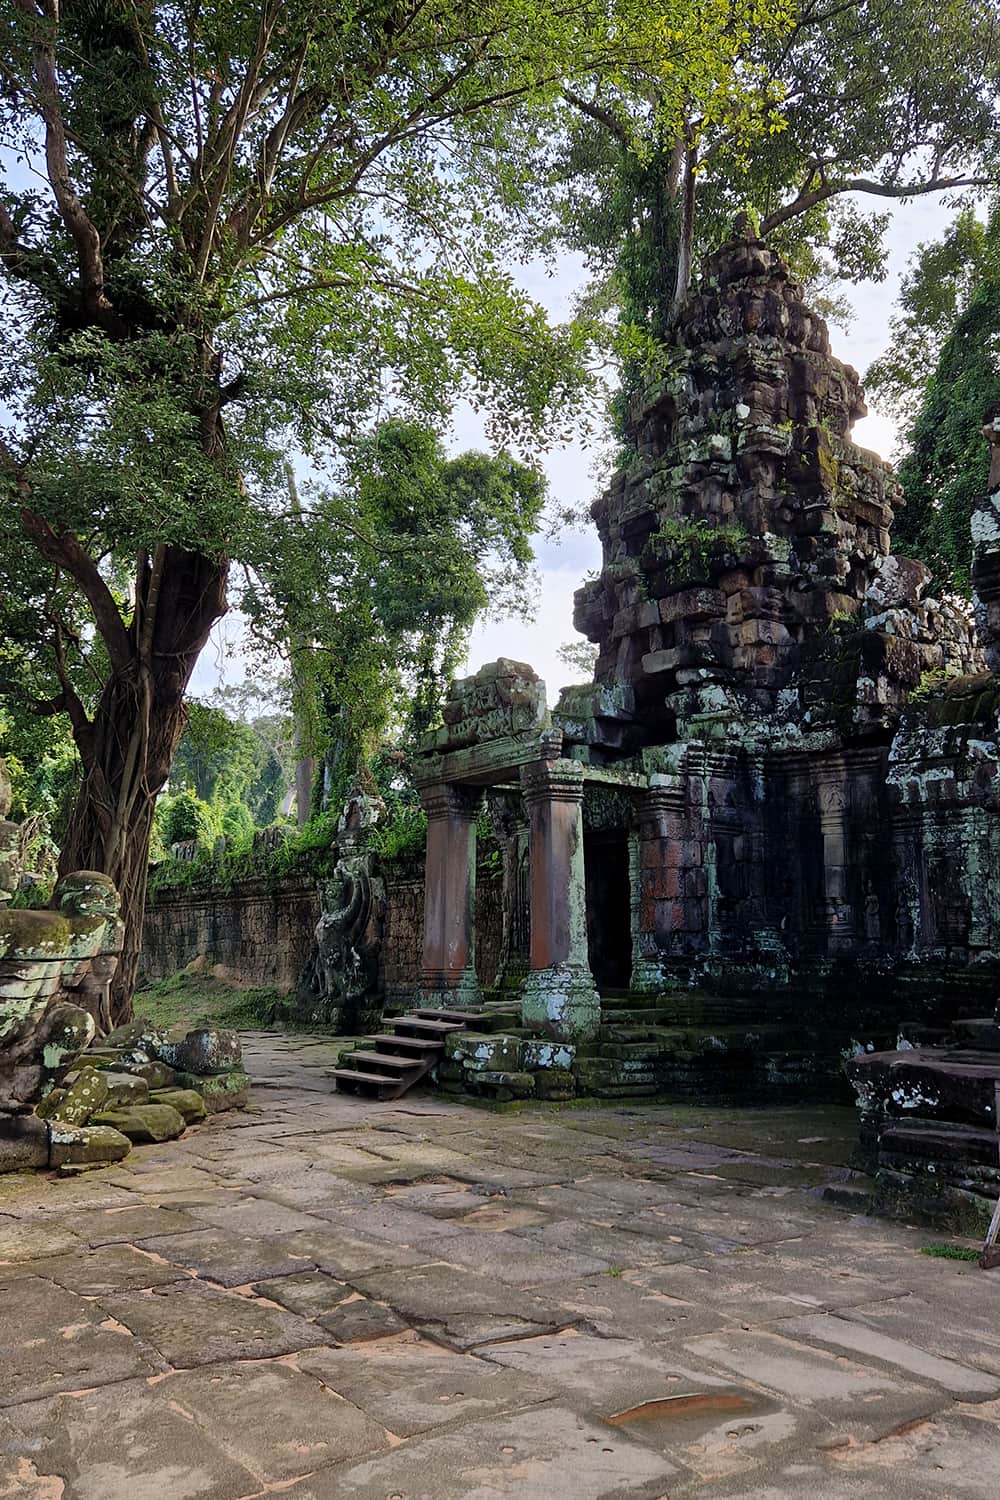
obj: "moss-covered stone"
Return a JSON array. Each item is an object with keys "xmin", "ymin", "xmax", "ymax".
[
  {"xmin": 148, "ymin": 1087, "xmax": 206, "ymax": 1124},
  {"xmin": 174, "ymin": 1069, "xmax": 251, "ymax": 1112},
  {"xmin": 48, "ymin": 1122, "xmax": 132, "ymax": 1168},
  {"xmin": 50, "ymin": 1066, "xmax": 109, "ymax": 1126},
  {"xmin": 91, "ymin": 1102, "xmax": 187, "ymax": 1142}
]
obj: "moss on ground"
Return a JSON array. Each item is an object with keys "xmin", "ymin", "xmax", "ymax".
[{"xmin": 133, "ymin": 971, "xmax": 284, "ymax": 1032}]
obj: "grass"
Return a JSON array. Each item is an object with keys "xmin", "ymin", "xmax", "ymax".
[
  {"xmin": 133, "ymin": 970, "xmax": 285, "ymax": 1033},
  {"xmin": 920, "ymin": 1243, "xmax": 980, "ymax": 1263}
]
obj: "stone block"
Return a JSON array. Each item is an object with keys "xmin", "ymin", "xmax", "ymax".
[
  {"xmin": 48, "ymin": 1121, "xmax": 132, "ymax": 1168},
  {"xmin": 444, "ymin": 1031, "xmax": 523, "ymax": 1072},
  {"xmin": 92, "ymin": 1103, "xmax": 187, "ymax": 1142},
  {"xmin": 159, "ymin": 1027, "xmax": 242, "ymax": 1074},
  {"xmin": 149, "ymin": 1087, "xmax": 207, "ymax": 1124},
  {"xmin": 33, "ymin": 1086, "xmax": 67, "ymax": 1120},
  {"xmin": 50, "ymin": 1066, "xmax": 109, "ymax": 1126},
  {"xmin": 520, "ymin": 1040, "xmax": 575, "ymax": 1070},
  {"xmin": 659, "ymin": 588, "xmax": 726, "ymax": 624},
  {"xmin": 175, "ymin": 1068, "xmax": 251, "ymax": 1112},
  {"xmin": 102, "ymin": 1070, "xmax": 151, "ymax": 1106},
  {"xmin": 474, "ymin": 1070, "xmax": 536, "ymax": 1097}
]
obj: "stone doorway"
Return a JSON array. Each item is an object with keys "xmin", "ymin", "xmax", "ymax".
[{"xmin": 584, "ymin": 829, "xmax": 632, "ymax": 991}]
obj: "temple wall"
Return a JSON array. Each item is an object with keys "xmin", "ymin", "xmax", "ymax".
[{"xmin": 141, "ymin": 856, "xmax": 504, "ymax": 1005}]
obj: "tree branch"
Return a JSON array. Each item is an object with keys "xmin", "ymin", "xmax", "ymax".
[
  {"xmin": 761, "ymin": 172, "xmax": 995, "ymax": 233},
  {"xmin": 20, "ymin": 510, "xmax": 135, "ymax": 676},
  {"xmin": 11, "ymin": 0, "xmax": 118, "ymax": 323}
]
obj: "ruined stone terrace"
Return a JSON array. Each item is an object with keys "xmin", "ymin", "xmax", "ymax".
[{"xmin": 2, "ymin": 1030, "xmax": 999, "ymax": 1499}]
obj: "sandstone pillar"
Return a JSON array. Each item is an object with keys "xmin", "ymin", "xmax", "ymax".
[
  {"xmin": 519, "ymin": 758, "xmax": 600, "ymax": 1040},
  {"xmin": 419, "ymin": 784, "xmax": 482, "ymax": 1010}
]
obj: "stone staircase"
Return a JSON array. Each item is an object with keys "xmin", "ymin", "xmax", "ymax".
[
  {"xmin": 845, "ymin": 1014, "xmax": 1000, "ymax": 1232},
  {"xmin": 330, "ymin": 1009, "xmax": 485, "ymax": 1100}
]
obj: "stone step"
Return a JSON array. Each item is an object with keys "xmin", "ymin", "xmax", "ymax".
[
  {"xmin": 952, "ymin": 1018, "xmax": 1000, "ymax": 1051},
  {"xmin": 880, "ymin": 1119, "xmax": 1000, "ymax": 1167},
  {"xmin": 411, "ymin": 1008, "xmax": 487, "ymax": 1024},
  {"xmin": 368, "ymin": 1034, "xmax": 443, "ymax": 1054},
  {"xmin": 344, "ymin": 1051, "xmax": 426, "ymax": 1075},
  {"xmin": 394, "ymin": 1017, "xmax": 468, "ymax": 1036},
  {"xmin": 328, "ymin": 1067, "xmax": 411, "ymax": 1100}
]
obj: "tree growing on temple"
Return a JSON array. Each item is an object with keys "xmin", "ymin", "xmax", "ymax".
[
  {"xmin": 549, "ymin": 0, "xmax": 999, "ymax": 426},
  {"xmin": 0, "ymin": 0, "xmax": 790, "ymax": 1019}
]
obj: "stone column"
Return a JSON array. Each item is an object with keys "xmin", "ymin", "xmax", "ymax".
[
  {"xmin": 418, "ymin": 783, "xmax": 483, "ymax": 1010},
  {"xmin": 519, "ymin": 757, "xmax": 600, "ymax": 1041}
]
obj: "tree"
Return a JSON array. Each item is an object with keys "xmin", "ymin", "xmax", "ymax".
[
  {"xmin": 257, "ymin": 419, "xmax": 547, "ymax": 814},
  {"xmin": 547, "ymin": 0, "xmax": 999, "ymax": 424},
  {"xmin": 0, "ymin": 0, "xmax": 789, "ymax": 1019}
]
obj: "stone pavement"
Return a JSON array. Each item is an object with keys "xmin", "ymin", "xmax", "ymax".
[{"xmin": 2, "ymin": 1029, "xmax": 1000, "ymax": 1500}]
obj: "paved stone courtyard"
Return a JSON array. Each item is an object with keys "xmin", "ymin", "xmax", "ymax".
[{"xmin": 2, "ymin": 1030, "xmax": 1000, "ymax": 1500}]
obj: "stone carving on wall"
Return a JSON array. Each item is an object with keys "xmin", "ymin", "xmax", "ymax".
[{"xmin": 418, "ymin": 658, "xmax": 547, "ymax": 753}]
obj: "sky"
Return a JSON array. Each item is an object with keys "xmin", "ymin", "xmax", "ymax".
[{"xmin": 191, "ymin": 194, "xmax": 954, "ymax": 707}]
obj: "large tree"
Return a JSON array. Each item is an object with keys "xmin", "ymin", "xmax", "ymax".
[
  {"xmin": 546, "ymin": 0, "xmax": 999, "ymax": 423},
  {"xmin": 0, "ymin": 0, "xmax": 786, "ymax": 1018}
]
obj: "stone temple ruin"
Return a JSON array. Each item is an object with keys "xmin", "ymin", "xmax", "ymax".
[{"xmin": 332, "ymin": 225, "xmax": 1000, "ymax": 1230}]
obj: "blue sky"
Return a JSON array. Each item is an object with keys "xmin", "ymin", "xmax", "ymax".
[{"xmin": 191, "ymin": 194, "xmax": 955, "ymax": 706}]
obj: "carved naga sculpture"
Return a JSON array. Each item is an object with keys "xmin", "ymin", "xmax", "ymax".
[{"xmin": 311, "ymin": 781, "xmax": 387, "ymax": 1033}]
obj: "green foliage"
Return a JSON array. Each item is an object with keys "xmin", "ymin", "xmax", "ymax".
[
  {"xmin": 867, "ymin": 207, "xmax": 996, "ymax": 430},
  {"xmin": 263, "ymin": 419, "xmax": 548, "ymax": 812},
  {"xmin": 368, "ymin": 805, "xmax": 428, "ymax": 862},
  {"xmin": 133, "ymin": 971, "xmax": 283, "ymax": 1032},
  {"xmin": 894, "ymin": 267, "xmax": 1000, "ymax": 594},
  {"xmin": 919, "ymin": 1243, "xmax": 980, "ymax": 1263},
  {"xmin": 648, "ymin": 517, "xmax": 748, "ymax": 576},
  {"xmin": 159, "ymin": 792, "xmax": 217, "ymax": 850}
]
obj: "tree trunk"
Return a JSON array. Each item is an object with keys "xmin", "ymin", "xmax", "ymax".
[
  {"xmin": 58, "ymin": 545, "xmax": 229, "ymax": 1026},
  {"xmin": 671, "ymin": 137, "xmax": 698, "ymax": 315}
]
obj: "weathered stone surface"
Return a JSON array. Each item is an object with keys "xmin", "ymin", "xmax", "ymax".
[
  {"xmin": 289, "ymin": 1404, "xmax": 681, "ymax": 1499},
  {"xmin": 102, "ymin": 1279, "xmax": 332, "ymax": 1366},
  {"xmin": 159, "ymin": 1026, "xmax": 242, "ymax": 1074},
  {"xmin": 101, "ymin": 1069, "xmax": 151, "ymax": 1106},
  {"xmin": 174, "ymin": 1068, "xmax": 251, "ymax": 1112},
  {"xmin": 0, "ymin": 1275, "xmax": 162, "ymax": 1406},
  {"xmin": 92, "ymin": 1103, "xmax": 187, "ymax": 1142},
  {"xmin": 0, "ymin": 1114, "xmax": 49, "ymax": 1173},
  {"xmin": 49, "ymin": 1065, "xmax": 109, "ymax": 1125},
  {"xmin": 148, "ymin": 1086, "xmax": 206, "ymax": 1123},
  {"xmin": 47, "ymin": 1122, "xmax": 132, "ymax": 1168}
]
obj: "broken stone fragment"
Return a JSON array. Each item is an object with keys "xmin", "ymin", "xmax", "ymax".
[
  {"xmin": 48, "ymin": 1121, "xmax": 132, "ymax": 1168},
  {"xmin": 159, "ymin": 1027, "xmax": 242, "ymax": 1074},
  {"xmin": 91, "ymin": 1102, "xmax": 187, "ymax": 1142},
  {"xmin": 148, "ymin": 1087, "xmax": 206, "ymax": 1124},
  {"xmin": 173, "ymin": 1069, "xmax": 251, "ymax": 1112},
  {"xmin": 49, "ymin": 1065, "xmax": 109, "ymax": 1126}
]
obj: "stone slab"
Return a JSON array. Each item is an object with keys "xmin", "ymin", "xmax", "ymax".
[
  {"xmin": 284, "ymin": 1403, "xmax": 680, "ymax": 1499},
  {"xmin": 100, "ymin": 1279, "xmax": 331, "ymax": 1366},
  {"xmin": 683, "ymin": 1327, "xmax": 942, "ymax": 1441},
  {"xmin": 299, "ymin": 1331, "xmax": 555, "ymax": 1435},
  {"xmin": 347, "ymin": 1262, "xmax": 572, "ymax": 1349},
  {"xmin": 0, "ymin": 1275, "xmax": 163, "ymax": 1407},
  {"xmin": 1, "ymin": 1378, "xmax": 259, "ymax": 1500},
  {"xmin": 137, "ymin": 1227, "xmax": 317, "ymax": 1287},
  {"xmin": 253, "ymin": 1269, "xmax": 350, "ymax": 1319},
  {"xmin": 156, "ymin": 1360, "xmax": 390, "ymax": 1481},
  {"xmin": 778, "ymin": 1312, "xmax": 1000, "ymax": 1400}
]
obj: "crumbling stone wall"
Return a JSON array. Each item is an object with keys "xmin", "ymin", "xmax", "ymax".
[{"xmin": 551, "ymin": 225, "xmax": 997, "ymax": 1010}]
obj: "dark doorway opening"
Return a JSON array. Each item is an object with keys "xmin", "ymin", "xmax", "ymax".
[{"xmin": 584, "ymin": 830, "xmax": 632, "ymax": 990}]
